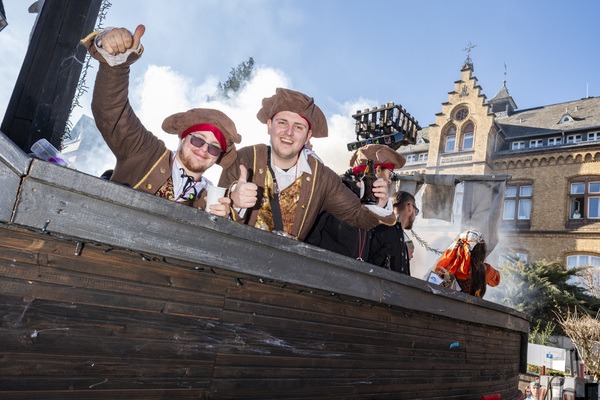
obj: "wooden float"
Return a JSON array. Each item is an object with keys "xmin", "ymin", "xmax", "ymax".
[{"xmin": 0, "ymin": 131, "xmax": 528, "ymax": 399}]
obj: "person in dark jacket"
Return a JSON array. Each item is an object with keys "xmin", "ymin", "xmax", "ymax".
[
  {"xmin": 368, "ymin": 191, "xmax": 418, "ymax": 275},
  {"xmin": 306, "ymin": 145, "xmax": 414, "ymax": 274}
]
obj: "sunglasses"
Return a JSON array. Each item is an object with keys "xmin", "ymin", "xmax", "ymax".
[
  {"xmin": 411, "ymin": 203, "xmax": 420, "ymax": 216},
  {"xmin": 189, "ymin": 135, "xmax": 223, "ymax": 157}
]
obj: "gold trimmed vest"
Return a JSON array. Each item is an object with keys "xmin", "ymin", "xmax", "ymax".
[{"xmin": 255, "ymin": 168, "xmax": 303, "ymax": 236}]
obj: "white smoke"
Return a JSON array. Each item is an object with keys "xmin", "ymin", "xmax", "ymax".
[{"xmin": 129, "ymin": 63, "xmax": 372, "ymax": 182}]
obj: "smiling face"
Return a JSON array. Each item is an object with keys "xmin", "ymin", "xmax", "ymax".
[
  {"xmin": 176, "ymin": 130, "xmax": 222, "ymax": 179},
  {"xmin": 267, "ymin": 111, "xmax": 312, "ymax": 169}
]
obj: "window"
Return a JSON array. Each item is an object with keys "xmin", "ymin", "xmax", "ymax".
[
  {"xmin": 529, "ymin": 139, "xmax": 543, "ymax": 148},
  {"xmin": 418, "ymin": 153, "xmax": 428, "ymax": 162},
  {"xmin": 445, "ymin": 135, "xmax": 456, "ymax": 152},
  {"xmin": 588, "ymin": 132, "xmax": 600, "ymax": 141},
  {"xmin": 503, "ymin": 184, "xmax": 532, "ymax": 221},
  {"xmin": 590, "ymin": 183, "xmax": 600, "ymax": 219},
  {"xmin": 568, "ymin": 177, "xmax": 600, "ymax": 221},
  {"xmin": 512, "ymin": 141, "xmax": 525, "ymax": 150},
  {"xmin": 461, "ymin": 122, "xmax": 474, "ymax": 150},
  {"xmin": 515, "ymin": 252, "xmax": 528, "ymax": 263},
  {"xmin": 566, "ymin": 254, "xmax": 600, "ymax": 294},
  {"xmin": 566, "ymin": 134, "xmax": 582, "ymax": 144},
  {"xmin": 568, "ymin": 254, "xmax": 600, "ymax": 269},
  {"xmin": 444, "ymin": 125, "xmax": 456, "ymax": 153},
  {"xmin": 548, "ymin": 137, "xmax": 562, "ymax": 146},
  {"xmin": 406, "ymin": 154, "xmax": 417, "ymax": 163},
  {"xmin": 499, "ymin": 252, "xmax": 528, "ymax": 265},
  {"xmin": 559, "ymin": 113, "xmax": 574, "ymax": 124},
  {"xmin": 455, "ymin": 108, "xmax": 469, "ymax": 121}
]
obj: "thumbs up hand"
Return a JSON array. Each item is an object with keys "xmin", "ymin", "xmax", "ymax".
[
  {"xmin": 230, "ymin": 165, "xmax": 258, "ymax": 209},
  {"xmin": 101, "ymin": 24, "xmax": 145, "ymax": 55}
]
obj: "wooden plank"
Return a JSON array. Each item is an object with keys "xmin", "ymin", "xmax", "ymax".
[
  {"xmin": 0, "ymin": 390, "xmax": 207, "ymax": 400},
  {"xmin": 0, "ymin": 131, "xmax": 30, "ymax": 222},
  {"xmin": 0, "ymin": 130, "xmax": 30, "ymax": 175},
  {"xmin": 0, "ymin": 250, "xmax": 229, "ymax": 315}
]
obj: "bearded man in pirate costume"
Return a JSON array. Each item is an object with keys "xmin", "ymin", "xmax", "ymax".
[
  {"xmin": 81, "ymin": 25, "xmax": 251, "ymax": 216},
  {"xmin": 219, "ymin": 88, "xmax": 397, "ymax": 240}
]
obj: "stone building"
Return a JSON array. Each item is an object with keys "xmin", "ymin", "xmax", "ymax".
[{"xmin": 398, "ymin": 59, "xmax": 600, "ymax": 274}]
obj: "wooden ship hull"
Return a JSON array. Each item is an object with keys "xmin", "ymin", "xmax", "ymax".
[{"xmin": 0, "ymin": 131, "xmax": 529, "ymax": 399}]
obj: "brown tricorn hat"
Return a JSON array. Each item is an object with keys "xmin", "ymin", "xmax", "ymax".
[
  {"xmin": 256, "ymin": 88, "xmax": 328, "ymax": 138},
  {"xmin": 162, "ymin": 108, "xmax": 241, "ymax": 168},
  {"xmin": 349, "ymin": 144, "xmax": 406, "ymax": 169}
]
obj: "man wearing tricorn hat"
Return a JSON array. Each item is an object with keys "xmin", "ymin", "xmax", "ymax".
[
  {"xmin": 306, "ymin": 144, "xmax": 412, "ymax": 274},
  {"xmin": 81, "ymin": 25, "xmax": 252, "ymax": 216},
  {"xmin": 220, "ymin": 88, "xmax": 397, "ymax": 240}
]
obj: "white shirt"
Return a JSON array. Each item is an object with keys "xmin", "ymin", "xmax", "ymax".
[{"xmin": 171, "ymin": 157, "xmax": 210, "ymax": 202}]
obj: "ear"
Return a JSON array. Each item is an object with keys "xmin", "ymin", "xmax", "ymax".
[
  {"xmin": 304, "ymin": 130, "xmax": 313, "ymax": 145},
  {"xmin": 266, "ymin": 119, "xmax": 272, "ymax": 131}
]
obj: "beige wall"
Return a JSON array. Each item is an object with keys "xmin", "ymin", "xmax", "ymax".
[{"xmin": 492, "ymin": 149, "xmax": 600, "ymax": 262}]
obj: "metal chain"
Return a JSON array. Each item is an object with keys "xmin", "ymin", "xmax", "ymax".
[{"xmin": 407, "ymin": 229, "xmax": 443, "ymax": 255}]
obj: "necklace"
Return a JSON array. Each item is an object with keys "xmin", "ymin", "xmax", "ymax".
[
  {"xmin": 356, "ymin": 229, "xmax": 367, "ymax": 261},
  {"xmin": 175, "ymin": 168, "xmax": 204, "ymax": 202}
]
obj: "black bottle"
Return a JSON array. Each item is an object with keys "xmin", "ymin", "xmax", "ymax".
[{"xmin": 360, "ymin": 159, "xmax": 378, "ymax": 204}]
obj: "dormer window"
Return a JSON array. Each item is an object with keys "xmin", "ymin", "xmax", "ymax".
[
  {"xmin": 559, "ymin": 113, "xmax": 574, "ymax": 124},
  {"xmin": 530, "ymin": 139, "xmax": 543, "ymax": 148},
  {"xmin": 548, "ymin": 137, "xmax": 562, "ymax": 146},
  {"xmin": 567, "ymin": 134, "xmax": 582, "ymax": 144},
  {"xmin": 512, "ymin": 141, "xmax": 525, "ymax": 150}
]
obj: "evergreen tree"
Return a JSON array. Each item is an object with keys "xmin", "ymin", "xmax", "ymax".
[
  {"xmin": 217, "ymin": 57, "xmax": 255, "ymax": 99},
  {"xmin": 486, "ymin": 260, "xmax": 600, "ymax": 337}
]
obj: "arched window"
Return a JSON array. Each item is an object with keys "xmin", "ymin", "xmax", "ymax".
[
  {"xmin": 567, "ymin": 254, "xmax": 600, "ymax": 295},
  {"xmin": 461, "ymin": 122, "xmax": 474, "ymax": 150},
  {"xmin": 567, "ymin": 254, "xmax": 600, "ymax": 268},
  {"xmin": 444, "ymin": 124, "xmax": 456, "ymax": 153}
]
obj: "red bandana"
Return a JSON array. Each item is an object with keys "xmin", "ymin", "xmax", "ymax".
[
  {"xmin": 181, "ymin": 124, "xmax": 227, "ymax": 152},
  {"xmin": 351, "ymin": 163, "xmax": 395, "ymax": 176}
]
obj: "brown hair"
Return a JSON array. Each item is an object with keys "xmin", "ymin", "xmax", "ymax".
[
  {"xmin": 464, "ymin": 242, "xmax": 487, "ymax": 298},
  {"xmin": 393, "ymin": 191, "xmax": 415, "ymax": 213}
]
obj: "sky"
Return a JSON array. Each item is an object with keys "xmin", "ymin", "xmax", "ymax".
[{"xmin": 1, "ymin": 0, "xmax": 600, "ymax": 183}]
